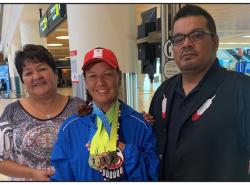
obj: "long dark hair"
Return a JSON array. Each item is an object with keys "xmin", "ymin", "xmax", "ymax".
[{"xmin": 78, "ymin": 91, "xmax": 93, "ymax": 116}]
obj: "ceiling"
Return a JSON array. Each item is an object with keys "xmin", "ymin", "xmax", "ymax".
[
  {"xmin": 197, "ymin": 4, "xmax": 250, "ymax": 49},
  {"xmin": 17, "ymin": 4, "xmax": 250, "ymax": 61},
  {"xmin": 19, "ymin": 4, "xmax": 69, "ymax": 61},
  {"xmin": 46, "ymin": 20, "xmax": 69, "ymax": 61}
]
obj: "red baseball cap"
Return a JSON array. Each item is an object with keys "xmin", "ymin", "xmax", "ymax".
[{"xmin": 82, "ymin": 47, "xmax": 119, "ymax": 71}]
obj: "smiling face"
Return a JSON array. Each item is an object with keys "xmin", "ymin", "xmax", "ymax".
[
  {"xmin": 22, "ymin": 59, "xmax": 58, "ymax": 98},
  {"xmin": 84, "ymin": 61, "xmax": 120, "ymax": 111},
  {"xmin": 172, "ymin": 15, "xmax": 219, "ymax": 75}
]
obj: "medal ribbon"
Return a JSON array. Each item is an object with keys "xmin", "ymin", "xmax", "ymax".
[{"xmin": 90, "ymin": 101, "xmax": 119, "ymax": 155}]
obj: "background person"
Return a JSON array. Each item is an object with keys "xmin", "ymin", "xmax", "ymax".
[
  {"xmin": 0, "ymin": 79, "xmax": 7, "ymax": 98},
  {"xmin": 149, "ymin": 4, "xmax": 250, "ymax": 181},
  {"xmin": 0, "ymin": 44, "xmax": 83, "ymax": 181},
  {"xmin": 51, "ymin": 47, "xmax": 159, "ymax": 181}
]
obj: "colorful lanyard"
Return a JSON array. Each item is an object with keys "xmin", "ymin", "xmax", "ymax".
[{"xmin": 89, "ymin": 101, "xmax": 119, "ymax": 155}]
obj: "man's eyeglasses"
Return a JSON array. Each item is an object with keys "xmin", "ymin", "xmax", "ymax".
[{"xmin": 171, "ymin": 29, "xmax": 215, "ymax": 46}]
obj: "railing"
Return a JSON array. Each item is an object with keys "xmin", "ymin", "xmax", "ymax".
[{"xmin": 8, "ymin": 90, "xmax": 25, "ymax": 99}]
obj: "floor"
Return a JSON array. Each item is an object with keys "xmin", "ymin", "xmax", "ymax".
[{"xmin": 0, "ymin": 74, "xmax": 160, "ymax": 180}]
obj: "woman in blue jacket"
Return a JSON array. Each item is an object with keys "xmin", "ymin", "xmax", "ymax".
[{"xmin": 50, "ymin": 47, "xmax": 159, "ymax": 181}]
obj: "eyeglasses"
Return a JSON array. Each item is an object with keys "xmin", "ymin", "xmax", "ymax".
[{"xmin": 171, "ymin": 29, "xmax": 215, "ymax": 46}]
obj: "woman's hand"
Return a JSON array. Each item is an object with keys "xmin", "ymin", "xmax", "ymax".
[
  {"xmin": 141, "ymin": 111, "xmax": 155, "ymax": 124},
  {"xmin": 118, "ymin": 141, "xmax": 125, "ymax": 152},
  {"xmin": 30, "ymin": 168, "xmax": 54, "ymax": 181}
]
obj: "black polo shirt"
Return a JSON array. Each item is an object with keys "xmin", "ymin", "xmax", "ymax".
[{"xmin": 164, "ymin": 63, "xmax": 217, "ymax": 180}]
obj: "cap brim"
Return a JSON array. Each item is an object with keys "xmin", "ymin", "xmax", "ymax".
[{"xmin": 82, "ymin": 58, "xmax": 118, "ymax": 71}]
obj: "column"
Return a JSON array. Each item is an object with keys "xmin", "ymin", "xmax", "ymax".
[
  {"xmin": 19, "ymin": 21, "xmax": 47, "ymax": 47},
  {"xmin": 66, "ymin": 4, "xmax": 138, "ymax": 108}
]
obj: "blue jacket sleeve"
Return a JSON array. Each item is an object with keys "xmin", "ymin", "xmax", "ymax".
[
  {"xmin": 123, "ymin": 123, "xmax": 159, "ymax": 181},
  {"xmin": 50, "ymin": 121, "xmax": 74, "ymax": 181}
]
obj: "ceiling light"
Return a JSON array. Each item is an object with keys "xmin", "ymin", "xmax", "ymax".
[
  {"xmin": 58, "ymin": 58, "xmax": 68, "ymax": 61},
  {"xmin": 47, "ymin": 43, "xmax": 63, "ymax": 47},
  {"xmin": 56, "ymin": 36, "xmax": 69, "ymax": 40},
  {"xmin": 243, "ymin": 36, "xmax": 250, "ymax": 38}
]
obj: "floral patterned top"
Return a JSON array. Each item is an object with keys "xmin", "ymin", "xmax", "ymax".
[{"xmin": 0, "ymin": 96, "xmax": 83, "ymax": 180}]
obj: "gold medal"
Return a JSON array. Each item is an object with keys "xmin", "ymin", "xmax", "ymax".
[
  {"xmin": 88, "ymin": 155, "xmax": 95, "ymax": 168},
  {"xmin": 88, "ymin": 154, "xmax": 101, "ymax": 170},
  {"xmin": 94, "ymin": 155, "xmax": 101, "ymax": 170},
  {"xmin": 99, "ymin": 152, "xmax": 111, "ymax": 169}
]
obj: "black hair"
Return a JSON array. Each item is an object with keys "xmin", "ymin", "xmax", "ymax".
[
  {"xmin": 15, "ymin": 44, "xmax": 57, "ymax": 83},
  {"xmin": 77, "ymin": 90, "xmax": 93, "ymax": 116},
  {"xmin": 173, "ymin": 4, "xmax": 217, "ymax": 34}
]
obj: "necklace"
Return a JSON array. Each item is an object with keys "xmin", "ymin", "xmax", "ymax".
[
  {"xmin": 88, "ymin": 101, "xmax": 124, "ymax": 181},
  {"xmin": 29, "ymin": 94, "xmax": 59, "ymax": 119},
  {"xmin": 46, "ymin": 114, "xmax": 52, "ymax": 119}
]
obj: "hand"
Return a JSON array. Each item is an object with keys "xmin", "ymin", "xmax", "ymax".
[
  {"xmin": 30, "ymin": 168, "xmax": 54, "ymax": 181},
  {"xmin": 118, "ymin": 141, "xmax": 125, "ymax": 152},
  {"xmin": 141, "ymin": 111, "xmax": 155, "ymax": 124},
  {"xmin": 85, "ymin": 143, "xmax": 91, "ymax": 151}
]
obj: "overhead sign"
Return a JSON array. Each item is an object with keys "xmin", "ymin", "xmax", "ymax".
[
  {"xmin": 39, "ymin": 12, "xmax": 49, "ymax": 37},
  {"xmin": 47, "ymin": 4, "xmax": 66, "ymax": 33},
  {"xmin": 163, "ymin": 40, "xmax": 174, "ymax": 60},
  {"xmin": 39, "ymin": 4, "xmax": 66, "ymax": 37}
]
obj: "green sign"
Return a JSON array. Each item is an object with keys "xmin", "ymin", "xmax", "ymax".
[
  {"xmin": 39, "ymin": 11, "xmax": 49, "ymax": 37},
  {"xmin": 39, "ymin": 4, "xmax": 66, "ymax": 37}
]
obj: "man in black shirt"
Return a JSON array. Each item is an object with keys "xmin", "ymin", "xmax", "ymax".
[{"xmin": 149, "ymin": 4, "xmax": 250, "ymax": 181}]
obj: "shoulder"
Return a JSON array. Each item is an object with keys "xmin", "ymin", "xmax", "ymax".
[
  {"xmin": 156, "ymin": 74, "xmax": 179, "ymax": 93},
  {"xmin": 1, "ymin": 100, "xmax": 20, "ymax": 116},
  {"xmin": 0, "ymin": 100, "xmax": 20, "ymax": 123},
  {"xmin": 59, "ymin": 113, "xmax": 92, "ymax": 132},
  {"xmin": 224, "ymin": 70, "xmax": 250, "ymax": 85},
  {"xmin": 69, "ymin": 96, "xmax": 84, "ymax": 104},
  {"xmin": 120, "ymin": 102, "xmax": 151, "ymax": 130},
  {"xmin": 63, "ymin": 96, "xmax": 84, "ymax": 113}
]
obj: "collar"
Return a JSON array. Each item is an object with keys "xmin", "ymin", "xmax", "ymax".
[
  {"xmin": 175, "ymin": 58, "xmax": 221, "ymax": 96},
  {"xmin": 88, "ymin": 100, "xmax": 135, "ymax": 122},
  {"xmin": 198, "ymin": 58, "xmax": 221, "ymax": 87}
]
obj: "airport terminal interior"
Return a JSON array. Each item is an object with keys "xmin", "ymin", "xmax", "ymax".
[{"xmin": 0, "ymin": 3, "xmax": 250, "ymax": 180}]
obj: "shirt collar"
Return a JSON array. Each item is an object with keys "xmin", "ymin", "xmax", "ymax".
[{"xmin": 175, "ymin": 58, "xmax": 220, "ymax": 97}]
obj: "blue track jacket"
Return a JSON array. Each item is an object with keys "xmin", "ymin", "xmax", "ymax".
[{"xmin": 50, "ymin": 101, "xmax": 159, "ymax": 181}]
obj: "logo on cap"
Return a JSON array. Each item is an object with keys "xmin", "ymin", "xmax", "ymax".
[{"xmin": 93, "ymin": 49, "xmax": 103, "ymax": 58}]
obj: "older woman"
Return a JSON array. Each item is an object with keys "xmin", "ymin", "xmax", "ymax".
[
  {"xmin": 0, "ymin": 44, "xmax": 83, "ymax": 181},
  {"xmin": 51, "ymin": 47, "xmax": 159, "ymax": 181}
]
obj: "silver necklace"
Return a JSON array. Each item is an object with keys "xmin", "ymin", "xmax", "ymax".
[{"xmin": 32, "ymin": 94, "xmax": 58, "ymax": 119}]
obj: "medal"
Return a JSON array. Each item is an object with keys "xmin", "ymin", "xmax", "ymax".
[
  {"xmin": 108, "ymin": 151, "xmax": 118, "ymax": 165},
  {"xmin": 99, "ymin": 152, "xmax": 111, "ymax": 169},
  {"xmin": 107, "ymin": 148, "xmax": 124, "ymax": 170},
  {"xmin": 88, "ymin": 154, "xmax": 101, "ymax": 170},
  {"xmin": 88, "ymin": 101, "xmax": 124, "ymax": 180},
  {"xmin": 100, "ymin": 147, "xmax": 124, "ymax": 181}
]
